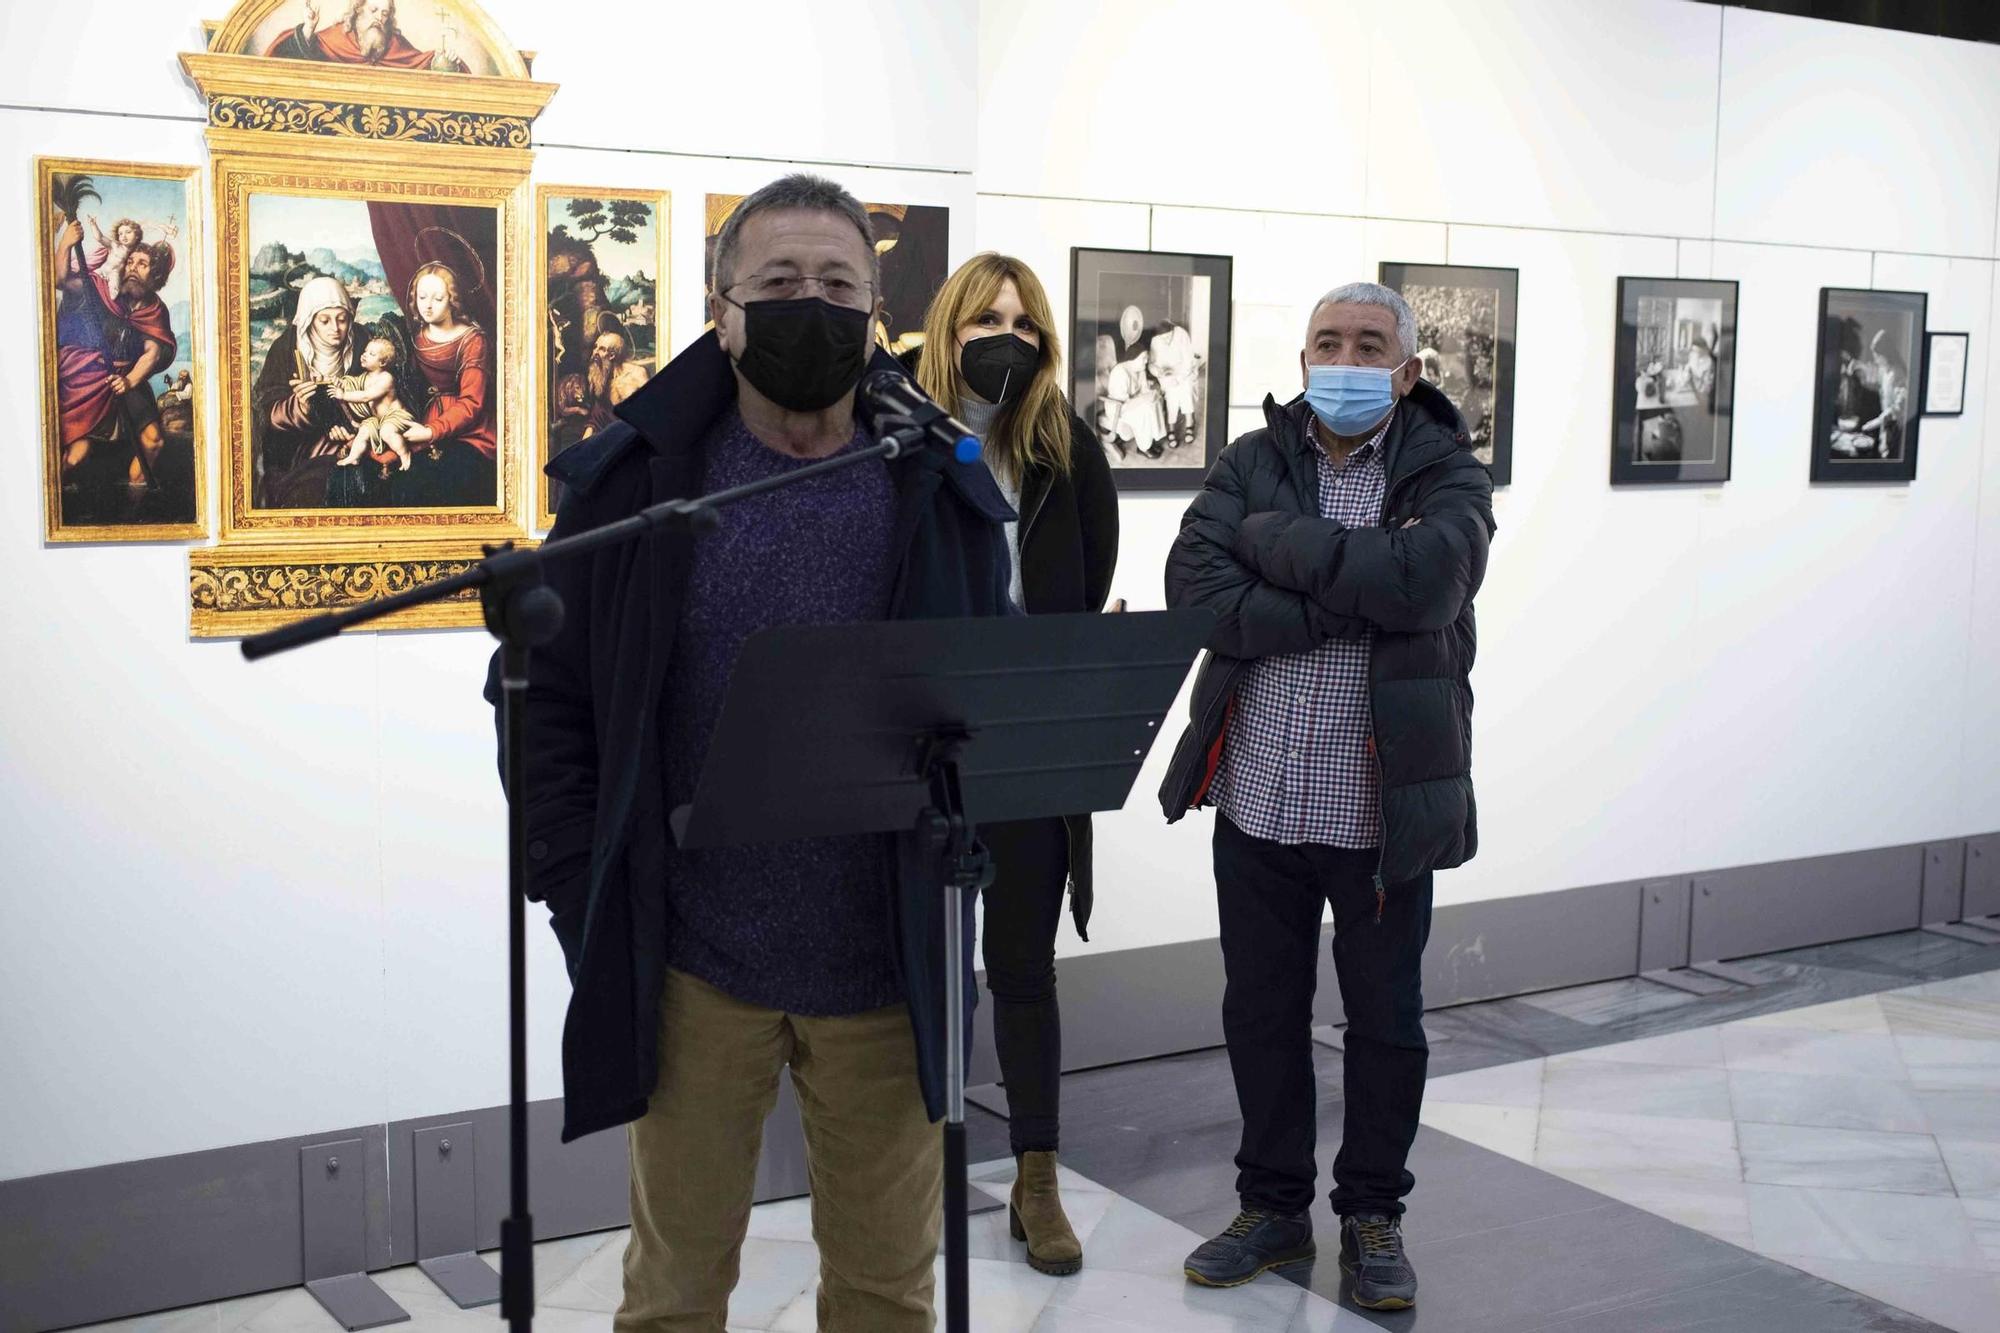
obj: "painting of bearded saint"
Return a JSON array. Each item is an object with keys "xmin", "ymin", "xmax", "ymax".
[
  {"xmin": 248, "ymin": 0, "xmax": 514, "ymax": 76},
  {"xmin": 41, "ymin": 162, "xmax": 202, "ymax": 538},
  {"xmin": 247, "ymin": 193, "xmax": 501, "ymax": 512}
]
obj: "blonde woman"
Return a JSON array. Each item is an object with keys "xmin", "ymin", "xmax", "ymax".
[{"xmin": 907, "ymin": 252, "xmax": 1119, "ymax": 1275}]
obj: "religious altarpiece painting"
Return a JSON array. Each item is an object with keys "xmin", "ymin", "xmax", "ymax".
[
  {"xmin": 37, "ymin": 159, "xmax": 208, "ymax": 542},
  {"xmin": 180, "ymin": 0, "xmax": 557, "ymax": 637},
  {"xmin": 537, "ymin": 187, "xmax": 669, "ymax": 530}
]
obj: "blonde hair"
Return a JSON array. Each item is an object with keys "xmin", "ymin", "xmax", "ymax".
[
  {"xmin": 408, "ymin": 262, "xmax": 463, "ymax": 324},
  {"xmin": 916, "ymin": 252, "xmax": 1071, "ymax": 481}
]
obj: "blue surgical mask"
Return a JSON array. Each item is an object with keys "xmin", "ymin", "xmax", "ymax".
[{"xmin": 1305, "ymin": 359, "xmax": 1410, "ymax": 437}]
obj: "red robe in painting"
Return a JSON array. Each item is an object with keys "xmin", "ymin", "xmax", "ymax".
[
  {"xmin": 264, "ymin": 22, "xmax": 442, "ymax": 69},
  {"xmin": 56, "ymin": 270, "xmax": 177, "ymax": 446},
  {"xmin": 410, "ymin": 324, "xmax": 496, "ymax": 459}
]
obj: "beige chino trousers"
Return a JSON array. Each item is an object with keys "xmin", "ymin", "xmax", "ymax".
[{"xmin": 613, "ymin": 968, "xmax": 943, "ymax": 1333}]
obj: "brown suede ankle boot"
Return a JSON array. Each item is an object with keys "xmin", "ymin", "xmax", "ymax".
[{"xmin": 1009, "ymin": 1150, "xmax": 1083, "ymax": 1275}]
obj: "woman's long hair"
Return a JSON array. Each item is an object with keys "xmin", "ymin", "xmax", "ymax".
[{"xmin": 916, "ymin": 252, "xmax": 1071, "ymax": 482}]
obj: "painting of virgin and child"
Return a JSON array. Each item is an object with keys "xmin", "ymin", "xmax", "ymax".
[{"xmin": 247, "ymin": 193, "xmax": 501, "ymax": 512}]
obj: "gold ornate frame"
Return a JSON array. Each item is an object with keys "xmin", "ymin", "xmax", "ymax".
[
  {"xmin": 207, "ymin": 158, "xmax": 525, "ymax": 540},
  {"xmin": 36, "ymin": 157, "xmax": 209, "ymax": 544},
  {"xmin": 533, "ymin": 184, "xmax": 670, "ymax": 531},
  {"xmin": 180, "ymin": 0, "xmax": 556, "ymax": 637}
]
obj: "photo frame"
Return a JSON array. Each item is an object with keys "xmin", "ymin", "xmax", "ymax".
[
  {"xmin": 1070, "ymin": 247, "xmax": 1233, "ymax": 492},
  {"xmin": 1609, "ymin": 277, "xmax": 1738, "ymax": 486},
  {"xmin": 1378, "ymin": 262, "xmax": 1517, "ymax": 486},
  {"xmin": 1922, "ymin": 331, "xmax": 1969, "ymax": 418},
  {"xmin": 36, "ymin": 157, "xmax": 208, "ymax": 543},
  {"xmin": 1810, "ymin": 287, "xmax": 1926, "ymax": 484},
  {"xmin": 537, "ymin": 186, "xmax": 670, "ymax": 529}
]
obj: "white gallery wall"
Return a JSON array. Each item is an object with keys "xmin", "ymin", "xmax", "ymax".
[{"xmin": 0, "ymin": 0, "xmax": 1996, "ymax": 1181}]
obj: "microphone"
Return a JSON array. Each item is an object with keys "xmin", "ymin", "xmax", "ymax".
[{"xmin": 858, "ymin": 370, "xmax": 983, "ymax": 464}]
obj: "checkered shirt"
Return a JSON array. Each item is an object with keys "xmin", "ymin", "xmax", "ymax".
[{"xmin": 1214, "ymin": 410, "xmax": 1391, "ymax": 849}]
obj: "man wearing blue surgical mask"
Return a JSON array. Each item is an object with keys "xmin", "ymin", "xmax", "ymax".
[{"xmin": 1160, "ymin": 282, "xmax": 1495, "ymax": 1311}]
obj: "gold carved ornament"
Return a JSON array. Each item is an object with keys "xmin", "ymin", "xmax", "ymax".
[{"xmin": 208, "ymin": 94, "xmax": 532, "ymax": 149}]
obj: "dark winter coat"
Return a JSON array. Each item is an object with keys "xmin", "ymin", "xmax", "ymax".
[
  {"xmin": 486, "ymin": 330, "xmax": 1015, "ymax": 1142},
  {"xmin": 1158, "ymin": 381, "xmax": 1496, "ymax": 886},
  {"xmin": 901, "ymin": 346, "xmax": 1121, "ymax": 938}
]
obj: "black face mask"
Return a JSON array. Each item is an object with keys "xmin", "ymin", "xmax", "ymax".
[
  {"xmin": 959, "ymin": 332, "xmax": 1039, "ymax": 407},
  {"xmin": 726, "ymin": 296, "xmax": 873, "ymax": 412}
]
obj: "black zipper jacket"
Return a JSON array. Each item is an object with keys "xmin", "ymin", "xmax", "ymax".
[
  {"xmin": 1158, "ymin": 382, "xmax": 1495, "ymax": 887},
  {"xmin": 485, "ymin": 331, "xmax": 1015, "ymax": 1141}
]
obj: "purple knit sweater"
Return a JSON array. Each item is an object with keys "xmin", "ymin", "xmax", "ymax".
[{"xmin": 660, "ymin": 407, "xmax": 902, "ymax": 1015}]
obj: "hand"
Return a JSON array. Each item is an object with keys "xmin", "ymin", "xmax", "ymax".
[
  {"xmin": 59, "ymin": 221, "xmax": 83, "ymax": 250},
  {"xmin": 402, "ymin": 423, "xmax": 435, "ymax": 445},
  {"xmin": 290, "ymin": 378, "xmax": 320, "ymax": 407},
  {"xmin": 302, "ymin": 0, "xmax": 318, "ymax": 29},
  {"xmin": 328, "ymin": 425, "xmax": 354, "ymax": 444},
  {"xmin": 1105, "ymin": 598, "xmax": 1128, "ymax": 613},
  {"xmin": 1401, "ymin": 518, "xmax": 1422, "ymax": 529},
  {"xmin": 107, "ymin": 374, "xmax": 130, "ymax": 396}
]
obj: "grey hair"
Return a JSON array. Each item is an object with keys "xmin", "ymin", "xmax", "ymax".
[
  {"xmin": 1311, "ymin": 281, "xmax": 1419, "ymax": 360},
  {"xmin": 711, "ymin": 173, "xmax": 880, "ymax": 297}
]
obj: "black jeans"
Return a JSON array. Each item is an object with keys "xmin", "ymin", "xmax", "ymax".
[
  {"xmin": 1214, "ymin": 813, "xmax": 1433, "ymax": 1218},
  {"xmin": 979, "ymin": 817, "xmax": 1069, "ymax": 1154}
]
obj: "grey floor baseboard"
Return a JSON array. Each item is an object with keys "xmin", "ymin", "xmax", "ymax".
[{"xmin": 5, "ymin": 831, "xmax": 1992, "ymax": 1333}]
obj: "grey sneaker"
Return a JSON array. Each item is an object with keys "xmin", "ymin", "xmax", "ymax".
[
  {"xmin": 1183, "ymin": 1208, "xmax": 1316, "ymax": 1288},
  {"xmin": 1340, "ymin": 1212, "xmax": 1417, "ymax": 1310}
]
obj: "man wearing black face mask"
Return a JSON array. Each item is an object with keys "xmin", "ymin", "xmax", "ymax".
[{"xmin": 484, "ymin": 173, "xmax": 1015, "ymax": 1333}]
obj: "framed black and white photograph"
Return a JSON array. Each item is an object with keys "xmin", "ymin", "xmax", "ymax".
[
  {"xmin": 1070, "ymin": 247, "xmax": 1232, "ymax": 491},
  {"xmin": 1811, "ymin": 287, "xmax": 1927, "ymax": 484},
  {"xmin": 1923, "ymin": 331, "xmax": 1969, "ymax": 417},
  {"xmin": 1609, "ymin": 277, "xmax": 1738, "ymax": 485},
  {"xmin": 1378, "ymin": 262, "xmax": 1517, "ymax": 486}
]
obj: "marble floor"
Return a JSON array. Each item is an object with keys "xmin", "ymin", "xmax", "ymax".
[
  {"xmin": 75, "ymin": 1159, "xmax": 1364, "ymax": 1333},
  {"xmin": 63, "ymin": 931, "xmax": 2000, "ymax": 1333},
  {"xmin": 1423, "ymin": 967, "xmax": 2000, "ymax": 1332}
]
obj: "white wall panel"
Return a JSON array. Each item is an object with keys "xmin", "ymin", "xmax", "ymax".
[
  {"xmin": 976, "ymin": 0, "xmax": 1370, "ymax": 215},
  {"xmin": 518, "ymin": 0, "xmax": 979, "ymax": 171},
  {"xmin": 1432, "ymin": 225, "xmax": 1692, "ymax": 906},
  {"xmin": 1365, "ymin": 0, "xmax": 1721, "ymax": 237},
  {"xmin": 1714, "ymin": 8, "xmax": 2000, "ymax": 258},
  {"xmin": 0, "ymin": 0, "xmax": 208, "ymax": 120},
  {"xmin": 1964, "ymin": 266, "xmax": 2000, "ymax": 835},
  {"xmin": 1682, "ymin": 245, "xmax": 1984, "ymax": 868}
]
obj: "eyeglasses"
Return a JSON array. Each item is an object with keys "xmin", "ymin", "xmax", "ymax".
[{"xmin": 721, "ymin": 272, "xmax": 876, "ymax": 311}]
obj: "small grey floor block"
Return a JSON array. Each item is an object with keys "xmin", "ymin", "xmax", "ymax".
[{"xmin": 304, "ymin": 1274, "xmax": 410, "ymax": 1331}]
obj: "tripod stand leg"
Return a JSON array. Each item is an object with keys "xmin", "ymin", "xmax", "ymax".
[
  {"xmin": 942, "ymin": 870, "xmax": 969, "ymax": 1333},
  {"xmin": 499, "ymin": 641, "xmax": 536, "ymax": 1333}
]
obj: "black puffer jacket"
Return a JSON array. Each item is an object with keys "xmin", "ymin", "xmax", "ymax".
[{"xmin": 1158, "ymin": 381, "xmax": 1495, "ymax": 886}]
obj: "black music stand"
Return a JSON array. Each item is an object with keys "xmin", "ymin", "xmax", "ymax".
[{"xmin": 670, "ymin": 610, "xmax": 1212, "ymax": 1333}]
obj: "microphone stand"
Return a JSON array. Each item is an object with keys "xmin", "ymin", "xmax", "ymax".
[{"xmin": 241, "ymin": 414, "xmax": 936, "ymax": 1333}]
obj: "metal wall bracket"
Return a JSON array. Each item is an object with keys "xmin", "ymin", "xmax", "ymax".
[
  {"xmin": 412, "ymin": 1123, "xmax": 499, "ymax": 1309},
  {"xmin": 1921, "ymin": 842, "xmax": 1968, "ymax": 925},
  {"xmin": 1637, "ymin": 880, "xmax": 1693, "ymax": 973},
  {"xmin": 1312, "ymin": 1023, "xmax": 1450, "ymax": 1051},
  {"xmin": 1638, "ymin": 967, "xmax": 1738, "ymax": 996},
  {"xmin": 300, "ymin": 1140, "xmax": 408, "ymax": 1331},
  {"xmin": 1922, "ymin": 920, "xmax": 2000, "ymax": 946},
  {"xmin": 1685, "ymin": 960, "xmax": 1773, "ymax": 987}
]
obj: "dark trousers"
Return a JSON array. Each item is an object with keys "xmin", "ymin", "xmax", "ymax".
[
  {"xmin": 1214, "ymin": 813, "xmax": 1433, "ymax": 1218},
  {"xmin": 979, "ymin": 817, "xmax": 1069, "ymax": 1154}
]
